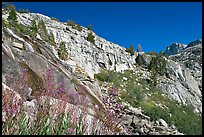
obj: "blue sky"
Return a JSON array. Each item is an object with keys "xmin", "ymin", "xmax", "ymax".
[{"xmin": 6, "ymin": 2, "xmax": 202, "ymax": 52}]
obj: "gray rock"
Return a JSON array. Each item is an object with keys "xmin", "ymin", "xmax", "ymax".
[
  {"xmin": 157, "ymin": 118, "xmax": 168, "ymax": 128},
  {"xmin": 121, "ymin": 114, "xmax": 132, "ymax": 125}
]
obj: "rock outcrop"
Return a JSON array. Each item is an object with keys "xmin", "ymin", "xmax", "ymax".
[
  {"xmin": 159, "ymin": 42, "xmax": 202, "ymax": 113},
  {"xmin": 7, "ymin": 12, "xmax": 135, "ymax": 79},
  {"xmin": 164, "ymin": 42, "xmax": 187, "ymax": 55}
]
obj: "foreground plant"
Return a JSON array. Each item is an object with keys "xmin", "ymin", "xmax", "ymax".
[{"xmin": 2, "ymin": 67, "xmax": 124, "ymax": 135}]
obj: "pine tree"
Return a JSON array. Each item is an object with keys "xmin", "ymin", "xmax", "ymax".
[
  {"xmin": 4, "ymin": 3, "xmax": 15, "ymax": 12},
  {"xmin": 38, "ymin": 20, "xmax": 46, "ymax": 34},
  {"xmin": 58, "ymin": 41, "xmax": 68, "ymax": 60},
  {"xmin": 87, "ymin": 32, "xmax": 95, "ymax": 44},
  {"xmin": 148, "ymin": 57, "xmax": 158, "ymax": 85},
  {"xmin": 135, "ymin": 54, "xmax": 143, "ymax": 65},
  {"xmin": 125, "ymin": 44, "xmax": 134, "ymax": 56},
  {"xmin": 31, "ymin": 20, "xmax": 38, "ymax": 33},
  {"xmin": 8, "ymin": 6, "xmax": 17, "ymax": 24},
  {"xmin": 137, "ymin": 44, "xmax": 142, "ymax": 52},
  {"xmin": 88, "ymin": 24, "xmax": 92, "ymax": 30}
]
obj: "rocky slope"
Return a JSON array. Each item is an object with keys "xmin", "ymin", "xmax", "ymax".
[
  {"xmin": 2, "ymin": 9, "xmax": 202, "ymax": 135},
  {"xmin": 3, "ymin": 12, "xmax": 135, "ymax": 79},
  {"xmin": 161, "ymin": 40, "xmax": 202, "ymax": 113}
]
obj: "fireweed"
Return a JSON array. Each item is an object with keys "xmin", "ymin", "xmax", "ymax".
[{"xmin": 2, "ymin": 67, "xmax": 123, "ymax": 135}]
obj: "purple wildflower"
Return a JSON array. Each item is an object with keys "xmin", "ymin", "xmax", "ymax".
[
  {"xmin": 58, "ymin": 81, "xmax": 64, "ymax": 85},
  {"xmin": 7, "ymin": 108, "xmax": 17, "ymax": 116},
  {"xmin": 109, "ymin": 87, "xmax": 118, "ymax": 96},
  {"xmin": 48, "ymin": 81, "xmax": 55, "ymax": 86},
  {"xmin": 56, "ymin": 87, "xmax": 65, "ymax": 94},
  {"xmin": 70, "ymin": 91, "xmax": 78, "ymax": 97},
  {"xmin": 94, "ymin": 104, "xmax": 99, "ymax": 109},
  {"xmin": 116, "ymin": 104, "xmax": 124, "ymax": 110},
  {"xmin": 66, "ymin": 128, "xmax": 73, "ymax": 135},
  {"xmin": 102, "ymin": 97, "xmax": 108, "ymax": 103},
  {"xmin": 21, "ymin": 68, "xmax": 28, "ymax": 72}
]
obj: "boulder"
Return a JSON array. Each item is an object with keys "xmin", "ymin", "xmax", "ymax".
[{"xmin": 157, "ymin": 119, "xmax": 168, "ymax": 128}]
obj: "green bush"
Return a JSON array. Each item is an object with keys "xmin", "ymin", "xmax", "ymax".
[
  {"xmin": 72, "ymin": 24, "xmax": 82, "ymax": 32},
  {"xmin": 67, "ymin": 20, "xmax": 82, "ymax": 32},
  {"xmin": 87, "ymin": 32, "xmax": 95, "ymax": 45},
  {"xmin": 94, "ymin": 71, "xmax": 109, "ymax": 82},
  {"xmin": 67, "ymin": 20, "xmax": 76, "ymax": 26},
  {"xmin": 142, "ymin": 104, "xmax": 171, "ymax": 123},
  {"xmin": 58, "ymin": 41, "xmax": 68, "ymax": 61},
  {"xmin": 168, "ymin": 102, "xmax": 202, "ymax": 135},
  {"xmin": 121, "ymin": 79, "xmax": 144, "ymax": 107},
  {"xmin": 51, "ymin": 17, "xmax": 60, "ymax": 22},
  {"xmin": 11, "ymin": 23, "xmax": 36, "ymax": 38}
]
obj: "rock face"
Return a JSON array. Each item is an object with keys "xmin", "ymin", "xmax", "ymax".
[
  {"xmin": 159, "ymin": 41, "xmax": 202, "ymax": 113},
  {"xmin": 185, "ymin": 39, "xmax": 202, "ymax": 49},
  {"xmin": 7, "ymin": 12, "xmax": 135, "ymax": 79},
  {"xmin": 164, "ymin": 42, "xmax": 187, "ymax": 55}
]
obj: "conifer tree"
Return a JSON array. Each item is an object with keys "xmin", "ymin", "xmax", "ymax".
[
  {"xmin": 87, "ymin": 32, "xmax": 95, "ymax": 44},
  {"xmin": 8, "ymin": 6, "xmax": 17, "ymax": 24},
  {"xmin": 88, "ymin": 24, "xmax": 92, "ymax": 30},
  {"xmin": 135, "ymin": 54, "xmax": 143, "ymax": 65},
  {"xmin": 58, "ymin": 41, "xmax": 68, "ymax": 60},
  {"xmin": 137, "ymin": 44, "xmax": 142, "ymax": 52},
  {"xmin": 125, "ymin": 44, "xmax": 134, "ymax": 56}
]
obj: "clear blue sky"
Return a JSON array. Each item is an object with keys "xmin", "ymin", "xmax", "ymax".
[{"xmin": 6, "ymin": 2, "xmax": 202, "ymax": 52}]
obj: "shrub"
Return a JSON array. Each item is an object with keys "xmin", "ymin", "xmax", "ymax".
[
  {"xmin": 94, "ymin": 71, "xmax": 109, "ymax": 82},
  {"xmin": 72, "ymin": 24, "xmax": 82, "ymax": 32},
  {"xmin": 125, "ymin": 44, "xmax": 134, "ymax": 56},
  {"xmin": 58, "ymin": 41, "xmax": 68, "ymax": 61},
  {"xmin": 87, "ymin": 32, "xmax": 95, "ymax": 45},
  {"xmin": 67, "ymin": 20, "xmax": 76, "ymax": 26},
  {"xmin": 51, "ymin": 17, "xmax": 60, "ymax": 22},
  {"xmin": 121, "ymin": 81, "xmax": 144, "ymax": 107},
  {"xmin": 12, "ymin": 23, "xmax": 36, "ymax": 38},
  {"xmin": 67, "ymin": 20, "xmax": 82, "ymax": 32}
]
